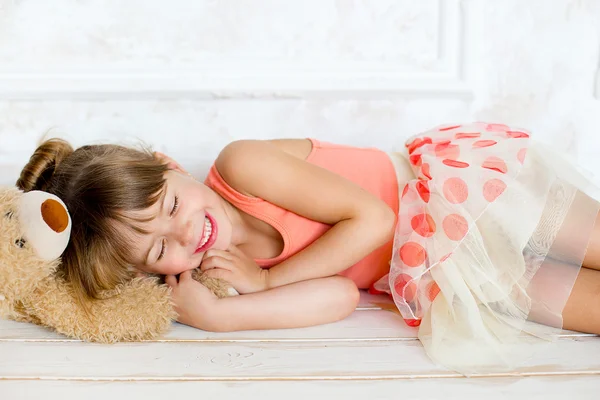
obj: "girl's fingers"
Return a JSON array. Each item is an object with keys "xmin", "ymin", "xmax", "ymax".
[
  {"xmin": 165, "ymin": 275, "xmax": 178, "ymax": 287},
  {"xmin": 178, "ymin": 269, "xmax": 193, "ymax": 282},
  {"xmin": 200, "ymin": 256, "xmax": 234, "ymax": 272}
]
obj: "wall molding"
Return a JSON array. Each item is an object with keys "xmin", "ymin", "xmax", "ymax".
[
  {"xmin": 0, "ymin": 66, "xmax": 473, "ymax": 100},
  {"xmin": 0, "ymin": 0, "xmax": 476, "ymax": 100}
]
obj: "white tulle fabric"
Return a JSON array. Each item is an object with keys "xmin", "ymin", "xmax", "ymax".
[{"xmin": 373, "ymin": 122, "xmax": 600, "ymax": 374}]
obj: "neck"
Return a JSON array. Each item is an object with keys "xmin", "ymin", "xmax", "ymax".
[{"xmin": 221, "ymin": 199, "xmax": 252, "ymax": 246}]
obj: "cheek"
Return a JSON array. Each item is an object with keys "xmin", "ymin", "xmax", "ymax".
[{"xmin": 162, "ymin": 253, "xmax": 200, "ymax": 275}]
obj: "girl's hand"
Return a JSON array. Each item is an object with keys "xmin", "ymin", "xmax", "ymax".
[
  {"xmin": 165, "ymin": 270, "xmax": 220, "ymax": 330},
  {"xmin": 200, "ymin": 244, "xmax": 270, "ymax": 294}
]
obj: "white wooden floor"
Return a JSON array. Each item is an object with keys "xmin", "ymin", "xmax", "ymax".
[{"xmin": 1, "ymin": 291, "xmax": 599, "ymax": 400}]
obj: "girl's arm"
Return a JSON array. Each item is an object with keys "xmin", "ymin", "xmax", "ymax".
[
  {"xmin": 167, "ymin": 271, "xmax": 361, "ymax": 332},
  {"xmin": 214, "ymin": 140, "xmax": 396, "ymax": 289}
]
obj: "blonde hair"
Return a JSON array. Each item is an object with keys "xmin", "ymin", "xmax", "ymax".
[{"xmin": 17, "ymin": 138, "xmax": 169, "ymax": 302}]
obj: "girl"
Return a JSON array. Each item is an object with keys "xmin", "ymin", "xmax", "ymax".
[{"xmin": 16, "ymin": 122, "xmax": 600, "ymax": 374}]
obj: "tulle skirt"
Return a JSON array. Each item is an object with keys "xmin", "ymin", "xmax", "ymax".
[{"xmin": 372, "ymin": 122, "xmax": 600, "ymax": 374}]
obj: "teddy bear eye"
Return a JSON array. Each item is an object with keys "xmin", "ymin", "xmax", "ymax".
[
  {"xmin": 4, "ymin": 211, "xmax": 13, "ymax": 219},
  {"xmin": 15, "ymin": 238, "xmax": 26, "ymax": 248}
]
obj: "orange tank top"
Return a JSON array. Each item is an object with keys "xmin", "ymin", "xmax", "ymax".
[{"xmin": 204, "ymin": 138, "xmax": 400, "ymax": 288}]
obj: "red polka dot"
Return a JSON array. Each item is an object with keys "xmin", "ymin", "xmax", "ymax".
[
  {"xmin": 409, "ymin": 154, "xmax": 422, "ymax": 167},
  {"xmin": 507, "ymin": 130, "xmax": 530, "ymax": 138},
  {"xmin": 416, "ymin": 180, "xmax": 430, "ymax": 203},
  {"xmin": 482, "ymin": 156, "xmax": 507, "ymax": 174},
  {"xmin": 402, "ymin": 184, "xmax": 409, "ymax": 198},
  {"xmin": 443, "ymin": 214, "xmax": 469, "ymax": 241},
  {"xmin": 403, "ymin": 205, "xmax": 427, "ymax": 227},
  {"xmin": 486, "ymin": 123, "xmax": 510, "ymax": 131},
  {"xmin": 393, "ymin": 273, "xmax": 418, "ymax": 302},
  {"xmin": 407, "ymin": 137, "xmax": 432, "ymax": 154},
  {"xmin": 405, "ymin": 319, "xmax": 421, "ymax": 327},
  {"xmin": 517, "ymin": 148, "xmax": 527, "ymax": 164},
  {"xmin": 411, "ymin": 213, "xmax": 436, "ymax": 238},
  {"xmin": 435, "ymin": 143, "xmax": 460, "ymax": 159},
  {"xmin": 426, "ymin": 282, "xmax": 441, "ymax": 301},
  {"xmin": 440, "ymin": 253, "xmax": 452, "ymax": 262},
  {"xmin": 443, "ymin": 159, "xmax": 470, "ymax": 168},
  {"xmin": 455, "ymin": 132, "xmax": 481, "ymax": 139},
  {"xmin": 483, "ymin": 179, "xmax": 507, "ymax": 202},
  {"xmin": 432, "ymin": 139, "xmax": 451, "ymax": 145},
  {"xmin": 439, "ymin": 125, "xmax": 461, "ymax": 131},
  {"xmin": 443, "ymin": 177, "xmax": 469, "ymax": 204},
  {"xmin": 399, "ymin": 242, "xmax": 427, "ymax": 267},
  {"xmin": 421, "ymin": 163, "xmax": 432, "ymax": 180},
  {"xmin": 472, "ymin": 140, "xmax": 497, "ymax": 148}
]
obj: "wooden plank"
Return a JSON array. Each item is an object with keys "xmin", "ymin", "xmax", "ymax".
[
  {"xmin": 2, "ymin": 376, "xmax": 600, "ymax": 400},
  {"xmin": 1, "ymin": 337, "xmax": 599, "ymax": 379}
]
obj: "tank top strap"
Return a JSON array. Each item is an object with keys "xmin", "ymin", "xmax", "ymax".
[{"xmin": 204, "ymin": 164, "xmax": 262, "ymax": 206}]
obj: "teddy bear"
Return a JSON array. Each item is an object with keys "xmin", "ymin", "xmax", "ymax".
[{"xmin": 0, "ymin": 186, "xmax": 237, "ymax": 343}]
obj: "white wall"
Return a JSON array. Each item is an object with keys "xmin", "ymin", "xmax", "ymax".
[{"xmin": 1, "ymin": 0, "xmax": 599, "ymax": 185}]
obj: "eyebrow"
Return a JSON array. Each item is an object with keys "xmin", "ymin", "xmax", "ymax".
[{"xmin": 143, "ymin": 185, "xmax": 168, "ymax": 265}]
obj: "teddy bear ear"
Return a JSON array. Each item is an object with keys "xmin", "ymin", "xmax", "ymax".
[{"xmin": 18, "ymin": 190, "xmax": 72, "ymax": 261}]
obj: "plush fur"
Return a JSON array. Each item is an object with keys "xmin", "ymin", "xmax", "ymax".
[{"xmin": 0, "ymin": 186, "xmax": 236, "ymax": 343}]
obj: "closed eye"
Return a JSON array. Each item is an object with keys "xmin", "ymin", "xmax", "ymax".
[
  {"xmin": 157, "ymin": 238, "xmax": 166, "ymax": 261},
  {"xmin": 156, "ymin": 195, "xmax": 179, "ymax": 262},
  {"xmin": 170, "ymin": 195, "xmax": 179, "ymax": 217}
]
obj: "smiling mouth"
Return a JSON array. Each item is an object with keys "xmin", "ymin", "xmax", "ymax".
[{"xmin": 195, "ymin": 213, "xmax": 217, "ymax": 253}]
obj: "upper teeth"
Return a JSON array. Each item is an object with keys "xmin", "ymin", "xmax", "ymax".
[{"xmin": 198, "ymin": 216, "xmax": 212, "ymax": 249}]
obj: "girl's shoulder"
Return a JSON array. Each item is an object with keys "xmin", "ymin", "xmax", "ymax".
[
  {"xmin": 261, "ymin": 139, "xmax": 314, "ymax": 161},
  {"xmin": 212, "ymin": 138, "xmax": 313, "ymax": 197},
  {"xmin": 215, "ymin": 138, "xmax": 314, "ymax": 176}
]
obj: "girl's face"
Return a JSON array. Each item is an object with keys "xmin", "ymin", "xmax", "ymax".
[{"xmin": 126, "ymin": 159, "xmax": 233, "ymax": 276}]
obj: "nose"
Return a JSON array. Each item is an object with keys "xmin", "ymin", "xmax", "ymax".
[{"xmin": 175, "ymin": 219, "xmax": 195, "ymax": 247}]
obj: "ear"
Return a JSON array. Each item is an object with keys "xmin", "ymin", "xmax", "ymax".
[{"xmin": 153, "ymin": 152, "xmax": 189, "ymax": 175}]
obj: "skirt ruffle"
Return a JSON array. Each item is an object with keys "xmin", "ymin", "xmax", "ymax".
[{"xmin": 373, "ymin": 122, "xmax": 600, "ymax": 374}]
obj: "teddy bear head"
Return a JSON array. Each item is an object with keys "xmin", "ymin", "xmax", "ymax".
[{"xmin": 0, "ymin": 187, "xmax": 71, "ymax": 316}]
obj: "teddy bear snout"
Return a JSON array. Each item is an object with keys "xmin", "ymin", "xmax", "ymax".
[{"xmin": 41, "ymin": 199, "xmax": 69, "ymax": 233}]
